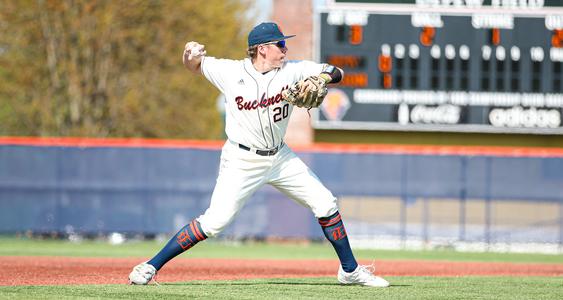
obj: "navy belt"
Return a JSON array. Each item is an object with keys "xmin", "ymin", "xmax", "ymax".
[{"xmin": 238, "ymin": 143, "xmax": 281, "ymax": 156}]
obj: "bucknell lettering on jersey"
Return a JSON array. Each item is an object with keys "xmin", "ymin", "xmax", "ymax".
[{"xmin": 235, "ymin": 86, "xmax": 288, "ymax": 111}]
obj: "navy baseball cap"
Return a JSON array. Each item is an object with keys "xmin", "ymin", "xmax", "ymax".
[{"xmin": 248, "ymin": 22, "xmax": 295, "ymax": 47}]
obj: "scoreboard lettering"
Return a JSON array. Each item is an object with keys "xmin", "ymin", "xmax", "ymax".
[{"xmin": 315, "ymin": 3, "xmax": 563, "ymax": 134}]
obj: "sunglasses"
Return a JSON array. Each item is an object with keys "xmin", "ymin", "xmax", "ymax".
[{"xmin": 264, "ymin": 40, "xmax": 286, "ymax": 48}]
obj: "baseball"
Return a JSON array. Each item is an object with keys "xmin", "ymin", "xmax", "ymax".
[{"xmin": 184, "ymin": 41, "xmax": 206, "ymax": 60}]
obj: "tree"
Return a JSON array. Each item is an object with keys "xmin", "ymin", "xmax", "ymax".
[{"xmin": 0, "ymin": 0, "xmax": 254, "ymax": 138}]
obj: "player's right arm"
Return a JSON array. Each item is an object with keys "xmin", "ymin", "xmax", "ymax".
[{"xmin": 183, "ymin": 41, "xmax": 206, "ymax": 73}]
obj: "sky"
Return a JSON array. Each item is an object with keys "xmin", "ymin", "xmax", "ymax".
[
  {"xmin": 253, "ymin": 0, "xmax": 273, "ymax": 23},
  {"xmin": 253, "ymin": 0, "xmax": 328, "ymax": 24}
]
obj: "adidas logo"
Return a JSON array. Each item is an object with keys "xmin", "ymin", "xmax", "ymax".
[{"xmin": 238, "ymin": 79, "xmax": 244, "ymax": 85}]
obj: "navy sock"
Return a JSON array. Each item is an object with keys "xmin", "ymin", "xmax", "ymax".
[
  {"xmin": 147, "ymin": 220, "xmax": 207, "ymax": 270},
  {"xmin": 318, "ymin": 211, "xmax": 358, "ymax": 273}
]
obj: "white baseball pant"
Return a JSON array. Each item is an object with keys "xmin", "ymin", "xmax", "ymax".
[{"xmin": 197, "ymin": 140, "xmax": 338, "ymax": 237}]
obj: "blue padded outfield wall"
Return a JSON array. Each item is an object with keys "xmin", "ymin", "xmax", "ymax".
[{"xmin": 1, "ymin": 138, "xmax": 562, "ymax": 250}]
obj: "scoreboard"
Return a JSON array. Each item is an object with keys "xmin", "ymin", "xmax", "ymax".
[{"xmin": 314, "ymin": 1, "xmax": 563, "ymax": 134}]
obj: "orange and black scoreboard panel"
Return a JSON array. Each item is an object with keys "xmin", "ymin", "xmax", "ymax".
[{"xmin": 314, "ymin": 0, "xmax": 563, "ymax": 134}]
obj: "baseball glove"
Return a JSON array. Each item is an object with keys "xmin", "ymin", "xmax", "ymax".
[{"xmin": 282, "ymin": 75, "xmax": 329, "ymax": 109}]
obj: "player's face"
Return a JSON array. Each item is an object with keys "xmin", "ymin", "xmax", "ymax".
[{"xmin": 263, "ymin": 40, "xmax": 287, "ymax": 67}]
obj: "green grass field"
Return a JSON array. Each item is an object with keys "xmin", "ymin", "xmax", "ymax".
[
  {"xmin": 2, "ymin": 237, "xmax": 563, "ymax": 263},
  {"xmin": 2, "ymin": 277, "xmax": 562, "ymax": 300},
  {"xmin": 0, "ymin": 237, "xmax": 562, "ymax": 300}
]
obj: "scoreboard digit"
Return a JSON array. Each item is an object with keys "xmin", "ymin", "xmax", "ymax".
[{"xmin": 315, "ymin": 1, "xmax": 563, "ymax": 134}]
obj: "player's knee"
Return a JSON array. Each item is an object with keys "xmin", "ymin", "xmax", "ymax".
[
  {"xmin": 196, "ymin": 217, "xmax": 229, "ymax": 237},
  {"xmin": 313, "ymin": 197, "xmax": 339, "ymax": 219}
]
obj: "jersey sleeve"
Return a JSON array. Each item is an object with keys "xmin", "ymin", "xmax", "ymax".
[
  {"xmin": 284, "ymin": 60, "xmax": 327, "ymax": 82},
  {"xmin": 200, "ymin": 56, "xmax": 239, "ymax": 94}
]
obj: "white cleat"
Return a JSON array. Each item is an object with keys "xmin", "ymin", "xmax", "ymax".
[
  {"xmin": 338, "ymin": 265, "xmax": 390, "ymax": 287},
  {"xmin": 128, "ymin": 262, "xmax": 157, "ymax": 285}
]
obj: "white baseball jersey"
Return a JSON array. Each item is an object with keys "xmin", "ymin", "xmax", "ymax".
[
  {"xmin": 201, "ymin": 57, "xmax": 325, "ymax": 149},
  {"xmin": 196, "ymin": 57, "xmax": 337, "ymax": 237}
]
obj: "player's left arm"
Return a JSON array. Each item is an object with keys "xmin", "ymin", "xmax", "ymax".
[
  {"xmin": 318, "ymin": 64, "xmax": 344, "ymax": 85},
  {"xmin": 282, "ymin": 63, "xmax": 344, "ymax": 109}
]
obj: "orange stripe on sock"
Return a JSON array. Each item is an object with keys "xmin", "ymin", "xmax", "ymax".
[
  {"xmin": 188, "ymin": 222, "xmax": 198, "ymax": 241},
  {"xmin": 192, "ymin": 221, "xmax": 205, "ymax": 241},
  {"xmin": 325, "ymin": 214, "xmax": 341, "ymax": 224},
  {"xmin": 325, "ymin": 215, "xmax": 342, "ymax": 227},
  {"xmin": 319, "ymin": 214, "xmax": 341, "ymax": 227},
  {"xmin": 190, "ymin": 221, "xmax": 204, "ymax": 241}
]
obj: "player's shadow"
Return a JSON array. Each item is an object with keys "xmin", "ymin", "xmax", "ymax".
[
  {"xmin": 166, "ymin": 282, "xmax": 411, "ymax": 287},
  {"xmin": 166, "ymin": 282, "xmax": 334, "ymax": 287}
]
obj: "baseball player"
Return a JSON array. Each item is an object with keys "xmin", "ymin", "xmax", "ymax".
[{"xmin": 128, "ymin": 22, "xmax": 389, "ymax": 288}]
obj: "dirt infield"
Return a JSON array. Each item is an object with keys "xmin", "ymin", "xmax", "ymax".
[{"xmin": 1, "ymin": 256, "xmax": 562, "ymax": 286}]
